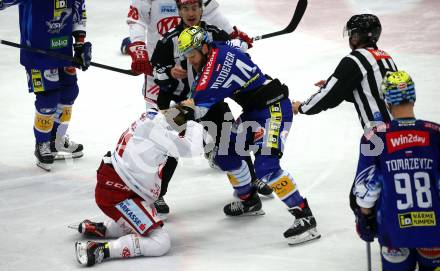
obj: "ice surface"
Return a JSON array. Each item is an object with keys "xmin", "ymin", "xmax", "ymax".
[{"xmin": 0, "ymin": 0, "xmax": 439, "ymax": 270}]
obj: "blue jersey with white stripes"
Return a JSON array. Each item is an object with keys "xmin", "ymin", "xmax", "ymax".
[
  {"xmin": 192, "ymin": 41, "xmax": 267, "ymax": 109},
  {"xmin": 1, "ymin": 0, "xmax": 86, "ymax": 69},
  {"xmin": 354, "ymin": 118, "xmax": 440, "ymax": 248}
]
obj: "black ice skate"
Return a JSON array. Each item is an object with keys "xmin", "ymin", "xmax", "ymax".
[
  {"xmin": 75, "ymin": 241, "xmax": 109, "ymax": 267},
  {"xmin": 154, "ymin": 197, "xmax": 169, "ymax": 220},
  {"xmin": 51, "ymin": 135, "xmax": 83, "ymax": 160},
  {"xmin": 35, "ymin": 141, "xmax": 54, "ymax": 171},
  {"xmin": 224, "ymin": 191, "xmax": 265, "ymax": 216},
  {"xmin": 284, "ymin": 198, "xmax": 321, "ymax": 245},
  {"xmin": 69, "ymin": 219, "xmax": 107, "ymax": 238},
  {"xmin": 252, "ymin": 178, "xmax": 274, "ymax": 198}
]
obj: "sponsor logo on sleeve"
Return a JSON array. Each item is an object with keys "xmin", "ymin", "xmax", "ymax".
[
  {"xmin": 116, "ymin": 199, "xmax": 153, "ymax": 234},
  {"xmin": 386, "ymin": 130, "xmax": 429, "ymax": 153},
  {"xmin": 196, "ymin": 48, "xmax": 219, "ymax": 91}
]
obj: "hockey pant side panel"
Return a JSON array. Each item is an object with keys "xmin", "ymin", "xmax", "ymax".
[{"xmin": 95, "ymin": 161, "xmax": 163, "ymax": 237}]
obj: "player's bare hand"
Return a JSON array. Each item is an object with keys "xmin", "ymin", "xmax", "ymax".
[
  {"xmin": 314, "ymin": 80, "xmax": 326, "ymax": 88},
  {"xmin": 171, "ymin": 65, "xmax": 187, "ymax": 79},
  {"xmin": 292, "ymin": 101, "xmax": 301, "ymax": 115},
  {"xmin": 181, "ymin": 99, "xmax": 195, "ymax": 107}
]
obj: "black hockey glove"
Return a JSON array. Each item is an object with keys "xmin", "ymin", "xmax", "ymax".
[
  {"xmin": 73, "ymin": 42, "xmax": 92, "ymax": 71},
  {"xmin": 355, "ymin": 209, "xmax": 377, "ymax": 242}
]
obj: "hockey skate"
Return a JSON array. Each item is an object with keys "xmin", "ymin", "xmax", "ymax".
[
  {"xmin": 284, "ymin": 198, "xmax": 321, "ymax": 245},
  {"xmin": 51, "ymin": 135, "xmax": 83, "ymax": 160},
  {"xmin": 154, "ymin": 197, "xmax": 169, "ymax": 220},
  {"xmin": 35, "ymin": 141, "xmax": 54, "ymax": 171},
  {"xmin": 75, "ymin": 241, "xmax": 109, "ymax": 267},
  {"xmin": 232, "ymin": 179, "xmax": 274, "ymax": 198},
  {"xmin": 69, "ymin": 219, "xmax": 106, "ymax": 238},
  {"xmin": 224, "ymin": 191, "xmax": 265, "ymax": 216}
]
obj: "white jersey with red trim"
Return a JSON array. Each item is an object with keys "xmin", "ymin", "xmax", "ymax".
[
  {"xmin": 110, "ymin": 109, "xmax": 204, "ymax": 203},
  {"xmin": 127, "ymin": 0, "xmax": 233, "ymax": 56}
]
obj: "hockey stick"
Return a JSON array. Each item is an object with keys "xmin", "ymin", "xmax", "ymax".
[
  {"xmin": 0, "ymin": 39, "xmax": 136, "ymax": 76},
  {"xmin": 253, "ymin": 0, "xmax": 308, "ymax": 41},
  {"xmin": 366, "ymin": 242, "xmax": 372, "ymax": 271}
]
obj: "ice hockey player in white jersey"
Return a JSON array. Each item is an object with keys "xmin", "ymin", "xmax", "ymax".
[
  {"xmin": 72, "ymin": 105, "xmax": 204, "ymax": 266},
  {"xmin": 121, "ymin": 0, "xmax": 253, "ymax": 109}
]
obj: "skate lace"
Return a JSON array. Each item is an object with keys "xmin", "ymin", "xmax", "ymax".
[
  {"xmin": 39, "ymin": 142, "xmax": 52, "ymax": 155},
  {"xmin": 252, "ymin": 179, "xmax": 267, "ymax": 190},
  {"xmin": 230, "ymin": 201, "xmax": 244, "ymax": 212},
  {"xmin": 155, "ymin": 197, "xmax": 166, "ymax": 206},
  {"xmin": 292, "ymin": 216, "xmax": 311, "ymax": 229}
]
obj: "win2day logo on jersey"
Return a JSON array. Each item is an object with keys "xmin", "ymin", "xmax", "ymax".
[{"xmin": 386, "ymin": 130, "xmax": 430, "ymax": 153}]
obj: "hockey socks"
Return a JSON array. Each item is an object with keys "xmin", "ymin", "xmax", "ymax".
[
  {"xmin": 226, "ymin": 160, "xmax": 253, "ymax": 199},
  {"xmin": 265, "ymin": 170, "xmax": 303, "ymax": 208}
]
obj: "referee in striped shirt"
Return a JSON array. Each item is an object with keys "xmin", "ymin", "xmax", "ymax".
[{"xmin": 292, "ymin": 14, "xmax": 398, "ymax": 128}]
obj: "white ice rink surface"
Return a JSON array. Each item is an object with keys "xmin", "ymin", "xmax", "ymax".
[{"xmin": 1, "ymin": 1, "xmax": 439, "ymax": 270}]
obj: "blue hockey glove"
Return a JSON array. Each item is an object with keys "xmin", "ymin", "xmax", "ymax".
[
  {"xmin": 73, "ymin": 42, "xmax": 92, "ymax": 71},
  {"xmin": 355, "ymin": 209, "xmax": 376, "ymax": 242}
]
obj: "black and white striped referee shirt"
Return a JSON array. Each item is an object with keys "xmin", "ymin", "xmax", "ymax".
[{"xmin": 299, "ymin": 47, "xmax": 398, "ymax": 128}]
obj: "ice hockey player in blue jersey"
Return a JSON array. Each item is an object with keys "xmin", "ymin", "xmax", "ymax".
[
  {"xmin": 178, "ymin": 26, "xmax": 320, "ymax": 245},
  {"xmin": 1, "ymin": 0, "xmax": 92, "ymax": 171},
  {"xmin": 353, "ymin": 71, "xmax": 440, "ymax": 271}
]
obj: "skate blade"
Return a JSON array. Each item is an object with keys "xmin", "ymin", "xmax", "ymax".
[
  {"xmin": 36, "ymin": 161, "xmax": 51, "ymax": 171},
  {"xmin": 259, "ymin": 192, "xmax": 275, "ymax": 198},
  {"xmin": 227, "ymin": 209, "xmax": 266, "ymax": 217},
  {"xmin": 286, "ymin": 228, "xmax": 321, "ymax": 245},
  {"xmin": 75, "ymin": 242, "xmax": 88, "ymax": 265},
  {"xmin": 68, "ymin": 223, "xmax": 80, "ymax": 232},
  {"xmin": 53, "ymin": 151, "xmax": 83, "ymax": 160}
]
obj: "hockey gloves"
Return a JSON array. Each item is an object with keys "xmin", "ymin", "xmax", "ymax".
[
  {"xmin": 127, "ymin": 41, "xmax": 153, "ymax": 75},
  {"xmin": 73, "ymin": 42, "xmax": 92, "ymax": 71},
  {"xmin": 355, "ymin": 209, "xmax": 377, "ymax": 242},
  {"xmin": 230, "ymin": 26, "xmax": 253, "ymax": 49}
]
